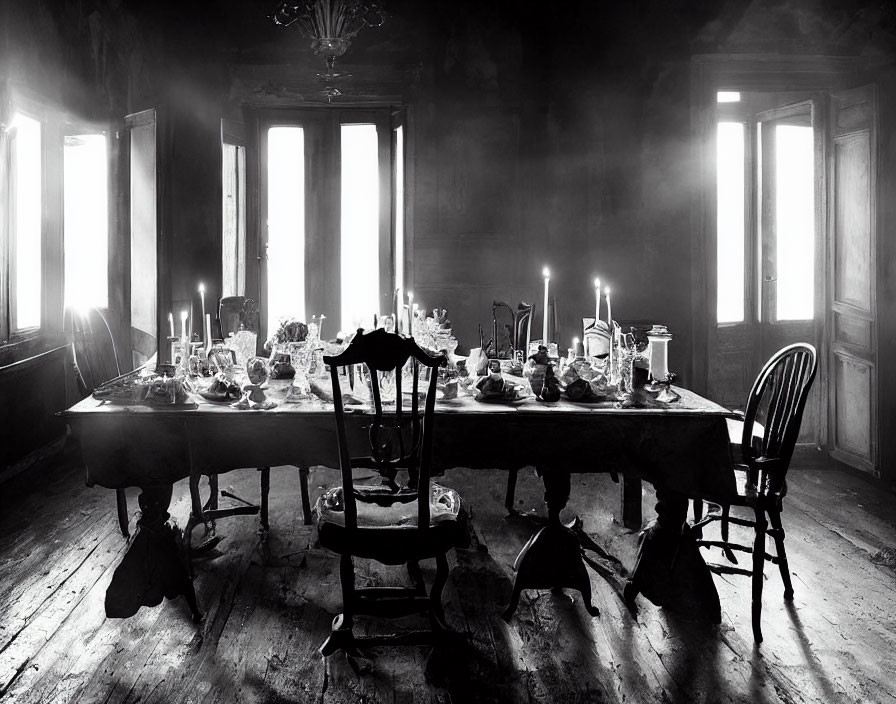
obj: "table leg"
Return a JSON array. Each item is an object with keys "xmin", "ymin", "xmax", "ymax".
[
  {"xmin": 299, "ymin": 466, "xmax": 312, "ymax": 525},
  {"xmin": 504, "ymin": 467, "xmax": 519, "ymax": 515},
  {"xmin": 623, "ymin": 486, "xmax": 721, "ymax": 623},
  {"xmin": 115, "ymin": 488, "xmax": 130, "ymax": 538},
  {"xmin": 502, "ymin": 467, "xmax": 600, "ymax": 621},
  {"xmin": 104, "ymin": 484, "xmax": 203, "ymax": 623},
  {"xmin": 617, "ymin": 473, "xmax": 642, "ymax": 530}
]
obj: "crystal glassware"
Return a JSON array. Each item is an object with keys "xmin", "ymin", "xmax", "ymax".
[{"xmin": 224, "ymin": 329, "xmax": 258, "ymax": 368}]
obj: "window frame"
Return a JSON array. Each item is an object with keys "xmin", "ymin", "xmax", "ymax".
[
  {"xmin": 2, "ymin": 90, "xmax": 50, "ymax": 345},
  {"xmin": 250, "ymin": 105, "xmax": 401, "ymax": 343},
  {"xmin": 0, "ymin": 83, "xmax": 117, "ymax": 368}
]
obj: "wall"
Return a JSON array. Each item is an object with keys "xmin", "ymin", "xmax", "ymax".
[{"xmin": 2, "ymin": 0, "xmax": 896, "ymax": 481}]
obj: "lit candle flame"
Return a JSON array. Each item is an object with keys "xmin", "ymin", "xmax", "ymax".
[{"xmin": 543, "ymin": 267, "xmax": 550, "ymax": 278}]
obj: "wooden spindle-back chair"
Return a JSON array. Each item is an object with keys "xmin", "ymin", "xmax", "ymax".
[{"xmin": 690, "ymin": 342, "xmax": 817, "ymax": 642}]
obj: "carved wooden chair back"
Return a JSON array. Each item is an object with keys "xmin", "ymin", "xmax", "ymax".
[{"xmin": 324, "ymin": 328, "xmax": 447, "ymax": 534}]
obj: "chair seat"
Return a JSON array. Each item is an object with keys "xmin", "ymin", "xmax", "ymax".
[
  {"xmin": 316, "ymin": 483, "xmax": 465, "ymax": 564},
  {"xmin": 699, "ymin": 464, "xmax": 758, "ymax": 507}
]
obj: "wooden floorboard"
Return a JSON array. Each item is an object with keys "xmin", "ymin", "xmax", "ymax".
[{"xmin": 0, "ymin": 456, "xmax": 894, "ymax": 704}]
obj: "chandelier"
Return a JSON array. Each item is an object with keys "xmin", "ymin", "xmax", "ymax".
[{"xmin": 271, "ymin": 0, "xmax": 386, "ymax": 97}]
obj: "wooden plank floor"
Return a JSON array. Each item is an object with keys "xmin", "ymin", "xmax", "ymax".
[{"xmin": 1, "ymin": 446, "xmax": 895, "ymax": 704}]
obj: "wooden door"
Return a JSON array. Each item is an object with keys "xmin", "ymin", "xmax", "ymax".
[{"xmin": 828, "ymin": 86, "xmax": 878, "ymax": 475}]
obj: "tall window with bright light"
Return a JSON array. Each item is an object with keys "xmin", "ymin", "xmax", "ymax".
[
  {"xmin": 9, "ymin": 113, "xmax": 42, "ymax": 331},
  {"xmin": 775, "ymin": 124, "xmax": 814, "ymax": 320},
  {"xmin": 393, "ymin": 124, "xmax": 405, "ymax": 309},
  {"xmin": 222, "ymin": 141, "xmax": 247, "ymax": 298},
  {"xmin": 716, "ymin": 121, "xmax": 746, "ymax": 323},
  {"xmin": 64, "ymin": 134, "xmax": 108, "ymax": 311},
  {"xmin": 267, "ymin": 127, "xmax": 305, "ymax": 332},
  {"xmin": 340, "ymin": 123, "xmax": 379, "ymax": 331}
]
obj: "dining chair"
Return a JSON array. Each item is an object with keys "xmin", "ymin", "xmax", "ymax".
[
  {"xmin": 687, "ymin": 342, "xmax": 817, "ymax": 643},
  {"xmin": 316, "ymin": 328, "xmax": 465, "ymax": 657},
  {"xmin": 66, "ymin": 307, "xmax": 132, "ymax": 537}
]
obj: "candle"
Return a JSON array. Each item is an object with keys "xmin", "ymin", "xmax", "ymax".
[
  {"xmin": 180, "ymin": 310, "xmax": 188, "ymax": 341},
  {"xmin": 605, "ymin": 286, "xmax": 612, "ymax": 328},
  {"xmin": 168, "ymin": 312, "xmax": 174, "ymax": 339},
  {"xmin": 319, "ymin": 314, "xmax": 326, "ymax": 340},
  {"xmin": 594, "ymin": 277, "xmax": 601, "ymax": 326},
  {"xmin": 198, "ymin": 283, "xmax": 206, "ymax": 339},
  {"xmin": 573, "ymin": 336, "xmax": 583, "ymax": 357},
  {"xmin": 542, "ymin": 266, "xmax": 550, "ymax": 342},
  {"xmin": 204, "ymin": 314, "xmax": 212, "ymax": 353}
]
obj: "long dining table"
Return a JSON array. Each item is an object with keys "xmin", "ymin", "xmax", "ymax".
[{"xmin": 61, "ymin": 378, "xmax": 738, "ymax": 623}]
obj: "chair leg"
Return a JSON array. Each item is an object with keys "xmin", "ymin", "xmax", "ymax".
[
  {"xmin": 692, "ymin": 499, "xmax": 703, "ymax": 540},
  {"xmin": 208, "ymin": 474, "xmax": 219, "ymax": 511},
  {"xmin": 189, "ymin": 473, "xmax": 205, "ymax": 522},
  {"xmin": 751, "ymin": 506, "xmax": 767, "ymax": 644},
  {"xmin": 299, "ymin": 466, "xmax": 312, "ymax": 525},
  {"xmin": 768, "ymin": 506, "xmax": 794, "ymax": 601},
  {"xmin": 430, "ymin": 552, "xmax": 450, "ymax": 631},
  {"xmin": 340, "ymin": 553, "xmax": 355, "ymax": 628},
  {"xmin": 407, "ymin": 559, "xmax": 426, "ymax": 595},
  {"xmin": 505, "ymin": 468, "xmax": 519, "ymax": 515},
  {"xmin": 115, "ymin": 489, "xmax": 130, "ymax": 538},
  {"xmin": 321, "ymin": 554, "xmax": 357, "ymax": 656},
  {"xmin": 259, "ymin": 466, "xmax": 270, "ymax": 531}
]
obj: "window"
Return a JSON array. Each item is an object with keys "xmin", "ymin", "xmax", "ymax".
[
  {"xmin": 266, "ymin": 126, "xmax": 305, "ymax": 332},
  {"xmin": 1, "ymin": 95, "xmax": 111, "ymax": 349},
  {"xmin": 8, "ymin": 112, "xmax": 42, "ymax": 332},
  {"xmin": 257, "ymin": 108, "xmax": 399, "ymax": 341},
  {"xmin": 716, "ymin": 121, "xmax": 746, "ymax": 323},
  {"xmin": 340, "ymin": 123, "xmax": 379, "ymax": 330},
  {"xmin": 222, "ymin": 121, "xmax": 247, "ymax": 299},
  {"xmin": 393, "ymin": 123, "xmax": 405, "ymax": 314},
  {"xmin": 715, "ymin": 93, "xmax": 816, "ymax": 326},
  {"xmin": 773, "ymin": 123, "xmax": 814, "ymax": 320},
  {"xmin": 64, "ymin": 133, "xmax": 108, "ymax": 310}
]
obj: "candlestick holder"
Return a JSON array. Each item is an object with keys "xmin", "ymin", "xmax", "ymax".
[
  {"xmin": 645, "ymin": 325, "xmax": 672, "ymax": 393},
  {"xmin": 652, "ymin": 373, "xmax": 680, "ymax": 403}
]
